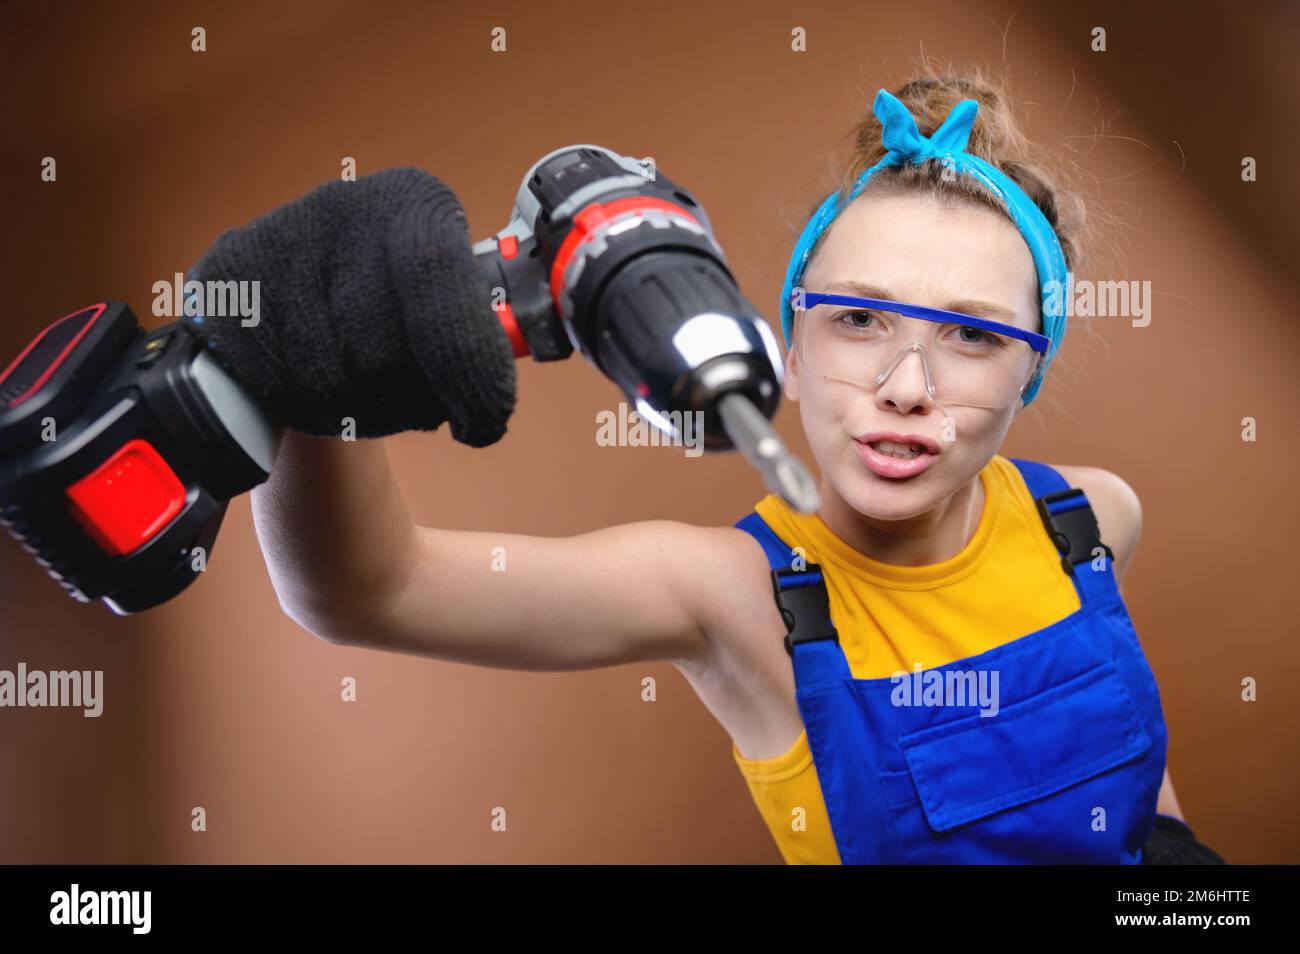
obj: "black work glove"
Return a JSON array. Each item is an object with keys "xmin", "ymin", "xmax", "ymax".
[
  {"xmin": 178, "ymin": 167, "xmax": 516, "ymax": 446},
  {"xmin": 1141, "ymin": 815, "xmax": 1227, "ymax": 864}
]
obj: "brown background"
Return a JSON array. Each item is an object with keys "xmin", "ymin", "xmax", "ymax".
[{"xmin": 1, "ymin": 0, "xmax": 1295, "ymax": 863}]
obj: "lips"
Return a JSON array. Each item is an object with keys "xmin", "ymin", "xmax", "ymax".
[{"xmin": 853, "ymin": 431, "xmax": 940, "ymax": 479}]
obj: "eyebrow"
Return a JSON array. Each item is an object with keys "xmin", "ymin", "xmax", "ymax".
[{"xmin": 823, "ymin": 279, "xmax": 1020, "ymax": 323}]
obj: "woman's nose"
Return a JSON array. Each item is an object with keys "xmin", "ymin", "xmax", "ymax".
[{"xmin": 874, "ymin": 343, "xmax": 936, "ymax": 415}]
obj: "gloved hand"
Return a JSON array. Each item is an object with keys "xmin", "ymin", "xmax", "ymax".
[
  {"xmin": 178, "ymin": 167, "xmax": 516, "ymax": 446},
  {"xmin": 1141, "ymin": 815, "xmax": 1227, "ymax": 864}
]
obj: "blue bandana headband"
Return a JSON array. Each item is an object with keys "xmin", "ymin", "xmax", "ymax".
[{"xmin": 779, "ymin": 88, "xmax": 1069, "ymax": 405}]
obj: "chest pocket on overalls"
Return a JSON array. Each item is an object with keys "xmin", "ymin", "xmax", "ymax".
[{"xmin": 875, "ymin": 651, "xmax": 1154, "ymax": 863}]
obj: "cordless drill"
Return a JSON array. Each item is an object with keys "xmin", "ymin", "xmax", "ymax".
[{"xmin": 473, "ymin": 144, "xmax": 810, "ymax": 465}]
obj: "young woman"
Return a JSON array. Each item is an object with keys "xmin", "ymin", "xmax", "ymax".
[{"xmin": 252, "ymin": 71, "xmax": 1216, "ymax": 864}]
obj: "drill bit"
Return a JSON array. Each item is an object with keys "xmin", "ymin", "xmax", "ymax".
[{"xmin": 716, "ymin": 392, "xmax": 820, "ymax": 514}]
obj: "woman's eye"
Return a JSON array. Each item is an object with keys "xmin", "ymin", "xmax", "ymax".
[
  {"xmin": 837, "ymin": 310, "xmax": 877, "ymax": 329},
  {"xmin": 955, "ymin": 325, "xmax": 997, "ymax": 346}
]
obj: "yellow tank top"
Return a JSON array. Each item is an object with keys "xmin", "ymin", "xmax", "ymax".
[{"xmin": 732, "ymin": 453, "xmax": 1083, "ymax": 864}]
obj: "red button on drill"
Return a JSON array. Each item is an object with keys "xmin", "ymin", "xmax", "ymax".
[{"xmin": 65, "ymin": 438, "xmax": 185, "ymax": 556}]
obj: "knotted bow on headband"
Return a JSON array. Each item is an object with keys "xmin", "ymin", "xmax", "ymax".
[{"xmin": 779, "ymin": 88, "xmax": 1069, "ymax": 406}]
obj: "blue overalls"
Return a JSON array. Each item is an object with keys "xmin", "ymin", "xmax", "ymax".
[{"xmin": 734, "ymin": 458, "xmax": 1168, "ymax": 864}]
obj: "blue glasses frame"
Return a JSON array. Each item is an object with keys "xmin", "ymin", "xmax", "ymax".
[{"xmin": 794, "ymin": 292, "xmax": 1050, "ymax": 354}]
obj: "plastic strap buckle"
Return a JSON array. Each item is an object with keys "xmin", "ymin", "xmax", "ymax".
[
  {"xmin": 1035, "ymin": 487, "xmax": 1114, "ymax": 576},
  {"xmin": 771, "ymin": 565, "xmax": 840, "ymax": 657}
]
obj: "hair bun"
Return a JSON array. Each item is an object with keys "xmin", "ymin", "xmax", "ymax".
[{"xmin": 828, "ymin": 65, "xmax": 1090, "ymax": 274}]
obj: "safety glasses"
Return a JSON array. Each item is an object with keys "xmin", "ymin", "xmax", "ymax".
[{"xmin": 792, "ymin": 291, "xmax": 1048, "ymax": 410}]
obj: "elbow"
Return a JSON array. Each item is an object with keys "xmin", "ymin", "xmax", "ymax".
[
  {"xmin": 276, "ymin": 595, "xmax": 359, "ymax": 648},
  {"xmin": 268, "ymin": 531, "xmax": 423, "ymax": 651}
]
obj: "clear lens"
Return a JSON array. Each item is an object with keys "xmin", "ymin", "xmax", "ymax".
[{"xmin": 794, "ymin": 304, "xmax": 1040, "ymax": 410}]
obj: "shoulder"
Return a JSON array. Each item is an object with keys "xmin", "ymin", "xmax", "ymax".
[
  {"xmin": 685, "ymin": 521, "xmax": 789, "ymax": 623},
  {"xmin": 628, "ymin": 518, "xmax": 783, "ymax": 665},
  {"xmin": 1049, "ymin": 464, "xmax": 1143, "ymax": 584},
  {"xmin": 629, "ymin": 518, "xmax": 776, "ymax": 582}
]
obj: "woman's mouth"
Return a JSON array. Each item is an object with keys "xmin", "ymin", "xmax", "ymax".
[{"xmin": 853, "ymin": 437, "xmax": 937, "ymax": 479}]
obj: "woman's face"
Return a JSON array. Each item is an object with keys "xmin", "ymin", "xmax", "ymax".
[{"xmin": 787, "ymin": 190, "xmax": 1041, "ymax": 522}]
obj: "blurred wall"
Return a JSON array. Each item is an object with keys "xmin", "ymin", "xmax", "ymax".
[{"xmin": 1, "ymin": 0, "xmax": 1295, "ymax": 863}]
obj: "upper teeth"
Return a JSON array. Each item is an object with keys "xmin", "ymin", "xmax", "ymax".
[{"xmin": 872, "ymin": 439, "xmax": 924, "ymax": 459}]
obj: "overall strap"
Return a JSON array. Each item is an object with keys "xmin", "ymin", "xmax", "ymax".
[
  {"xmin": 1007, "ymin": 457, "xmax": 1118, "ymax": 605},
  {"xmin": 734, "ymin": 512, "xmax": 850, "ymax": 682}
]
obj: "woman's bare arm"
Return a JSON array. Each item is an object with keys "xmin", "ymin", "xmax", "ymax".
[
  {"xmin": 251, "ymin": 431, "xmax": 721, "ymax": 672},
  {"xmin": 251, "ymin": 431, "xmax": 422, "ymax": 634}
]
